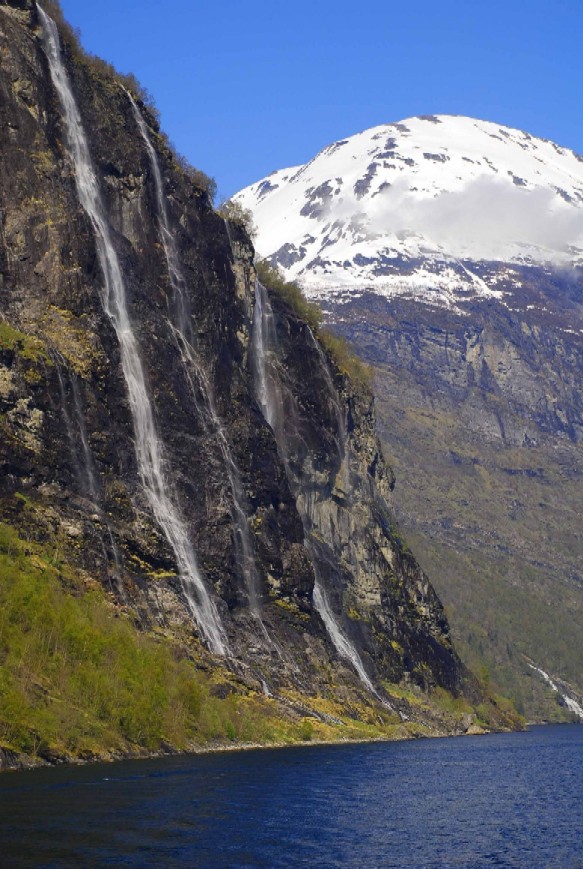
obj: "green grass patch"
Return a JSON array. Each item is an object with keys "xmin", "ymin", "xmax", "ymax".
[
  {"xmin": 0, "ymin": 523, "xmax": 314, "ymax": 760},
  {"xmin": 0, "ymin": 321, "xmax": 48, "ymax": 364}
]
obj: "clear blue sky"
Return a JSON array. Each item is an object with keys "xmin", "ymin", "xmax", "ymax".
[{"xmin": 59, "ymin": 0, "xmax": 583, "ymax": 201}]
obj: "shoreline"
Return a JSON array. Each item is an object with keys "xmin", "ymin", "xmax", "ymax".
[
  {"xmin": 0, "ymin": 722, "xmax": 511, "ymax": 776},
  {"xmin": 7, "ymin": 716, "xmax": 575, "ymax": 778}
]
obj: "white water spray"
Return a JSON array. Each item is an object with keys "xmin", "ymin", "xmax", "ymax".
[
  {"xmin": 251, "ymin": 280, "xmax": 377, "ymax": 694},
  {"xmin": 37, "ymin": 6, "xmax": 226, "ymax": 654},
  {"xmin": 126, "ymin": 91, "xmax": 263, "ymax": 617},
  {"xmin": 311, "ymin": 582, "xmax": 375, "ymax": 693},
  {"xmin": 528, "ymin": 663, "xmax": 583, "ymax": 719}
]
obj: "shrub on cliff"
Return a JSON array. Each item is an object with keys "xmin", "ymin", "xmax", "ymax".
[
  {"xmin": 255, "ymin": 260, "xmax": 372, "ymax": 390},
  {"xmin": 318, "ymin": 330, "xmax": 373, "ymax": 390},
  {"xmin": 174, "ymin": 153, "xmax": 217, "ymax": 202},
  {"xmin": 255, "ymin": 260, "xmax": 322, "ymax": 332},
  {"xmin": 217, "ymin": 200, "xmax": 257, "ymax": 240}
]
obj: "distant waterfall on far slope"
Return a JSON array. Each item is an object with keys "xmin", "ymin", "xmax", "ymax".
[
  {"xmin": 127, "ymin": 92, "xmax": 263, "ymax": 617},
  {"xmin": 37, "ymin": 5, "xmax": 226, "ymax": 655},
  {"xmin": 251, "ymin": 280, "xmax": 376, "ymax": 693}
]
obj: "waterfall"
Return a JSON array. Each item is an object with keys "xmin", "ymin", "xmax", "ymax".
[
  {"xmin": 37, "ymin": 6, "xmax": 226, "ymax": 655},
  {"xmin": 251, "ymin": 280, "xmax": 376, "ymax": 694},
  {"xmin": 528, "ymin": 664, "xmax": 583, "ymax": 720},
  {"xmin": 52, "ymin": 353, "xmax": 123, "ymax": 590},
  {"xmin": 126, "ymin": 92, "xmax": 263, "ymax": 617},
  {"xmin": 311, "ymin": 584, "xmax": 373, "ymax": 691},
  {"xmin": 53, "ymin": 359, "xmax": 92, "ymax": 498},
  {"xmin": 223, "ymin": 217, "xmax": 234, "ymax": 253}
]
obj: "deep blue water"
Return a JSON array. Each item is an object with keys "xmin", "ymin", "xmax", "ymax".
[{"xmin": 0, "ymin": 725, "xmax": 581, "ymax": 868}]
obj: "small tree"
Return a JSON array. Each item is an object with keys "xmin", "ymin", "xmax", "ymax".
[{"xmin": 217, "ymin": 200, "xmax": 257, "ymax": 240}]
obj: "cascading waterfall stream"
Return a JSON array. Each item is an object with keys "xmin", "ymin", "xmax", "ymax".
[
  {"xmin": 37, "ymin": 5, "xmax": 226, "ymax": 655},
  {"xmin": 53, "ymin": 358, "xmax": 93, "ymax": 499},
  {"xmin": 126, "ymin": 91, "xmax": 264, "ymax": 620},
  {"xmin": 223, "ymin": 218, "xmax": 234, "ymax": 252},
  {"xmin": 251, "ymin": 280, "xmax": 377, "ymax": 694},
  {"xmin": 527, "ymin": 664, "xmax": 583, "ymax": 720},
  {"xmin": 52, "ymin": 352, "xmax": 124, "ymax": 591}
]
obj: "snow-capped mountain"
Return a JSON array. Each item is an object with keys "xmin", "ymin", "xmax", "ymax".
[{"xmin": 235, "ymin": 115, "xmax": 583, "ymax": 307}]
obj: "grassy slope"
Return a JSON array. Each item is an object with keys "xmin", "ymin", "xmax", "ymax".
[
  {"xmin": 2, "ymin": 519, "xmax": 507, "ymax": 768},
  {"xmin": 0, "ymin": 520, "xmax": 290, "ymax": 759},
  {"xmin": 375, "ymin": 376, "xmax": 583, "ymax": 721}
]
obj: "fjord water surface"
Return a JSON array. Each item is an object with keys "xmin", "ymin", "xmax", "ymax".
[{"xmin": 1, "ymin": 725, "xmax": 581, "ymax": 868}]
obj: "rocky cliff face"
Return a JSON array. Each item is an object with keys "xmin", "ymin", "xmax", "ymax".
[
  {"xmin": 251, "ymin": 285, "xmax": 460, "ymax": 693},
  {"xmin": 339, "ymin": 270, "xmax": 583, "ymax": 447},
  {"xmin": 0, "ymin": 0, "xmax": 509, "ymax": 763}
]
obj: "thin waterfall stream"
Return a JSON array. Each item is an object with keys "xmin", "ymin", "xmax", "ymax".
[
  {"xmin": 126, "ymin": 92, "xmax": 265, "ymax": 621},
  {"xmin": 37, "ymin": 6, "xmax": 226, "ymax": 655},
  {"xmin": 52, "ymin": 353, "xmax": 124, "ymax": 594},
  {"xmin": 251, "ymin": 280, "xmax": 377, "ymax": 694}
]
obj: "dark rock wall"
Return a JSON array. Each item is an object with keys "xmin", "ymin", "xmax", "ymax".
[
  {"xmin": 0, "ymin": 0, "xmax": 470, "ymax": 702},
  {"xmin": 264, "ymin": 293, "xmax": 463, "ymax": 691}
]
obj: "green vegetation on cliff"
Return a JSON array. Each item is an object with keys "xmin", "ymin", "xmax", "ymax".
[
  {"xmin": 0, "ymin": 503, "xmax": 514, "ymax": 766},
  {"xmin": 255, "ymin": 260, "xmax": 372, "ymax": 390},
  {"xmin": 0, "ymin": 521, "xmax": 351, "ymax": 762},
  {"xmin": 0, "ymin": 523, "xmax": 227, "ymax": 757},
  {"xmin": 0, "ymin": 320, "xmax": 49, "ymax": 364}
]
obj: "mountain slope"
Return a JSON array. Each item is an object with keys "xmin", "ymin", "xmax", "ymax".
[
  {"xmin": 235, "ymin": 116, "xmax": 583, "ymax": 722},
  {"xmin": 0, "ymin": 3, "xmax": 508, "ymax": 767}
]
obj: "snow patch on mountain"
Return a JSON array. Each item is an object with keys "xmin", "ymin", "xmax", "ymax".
[{"xmin": 235, "ymin": 115, "xmax": 583, "ymax": 307}]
